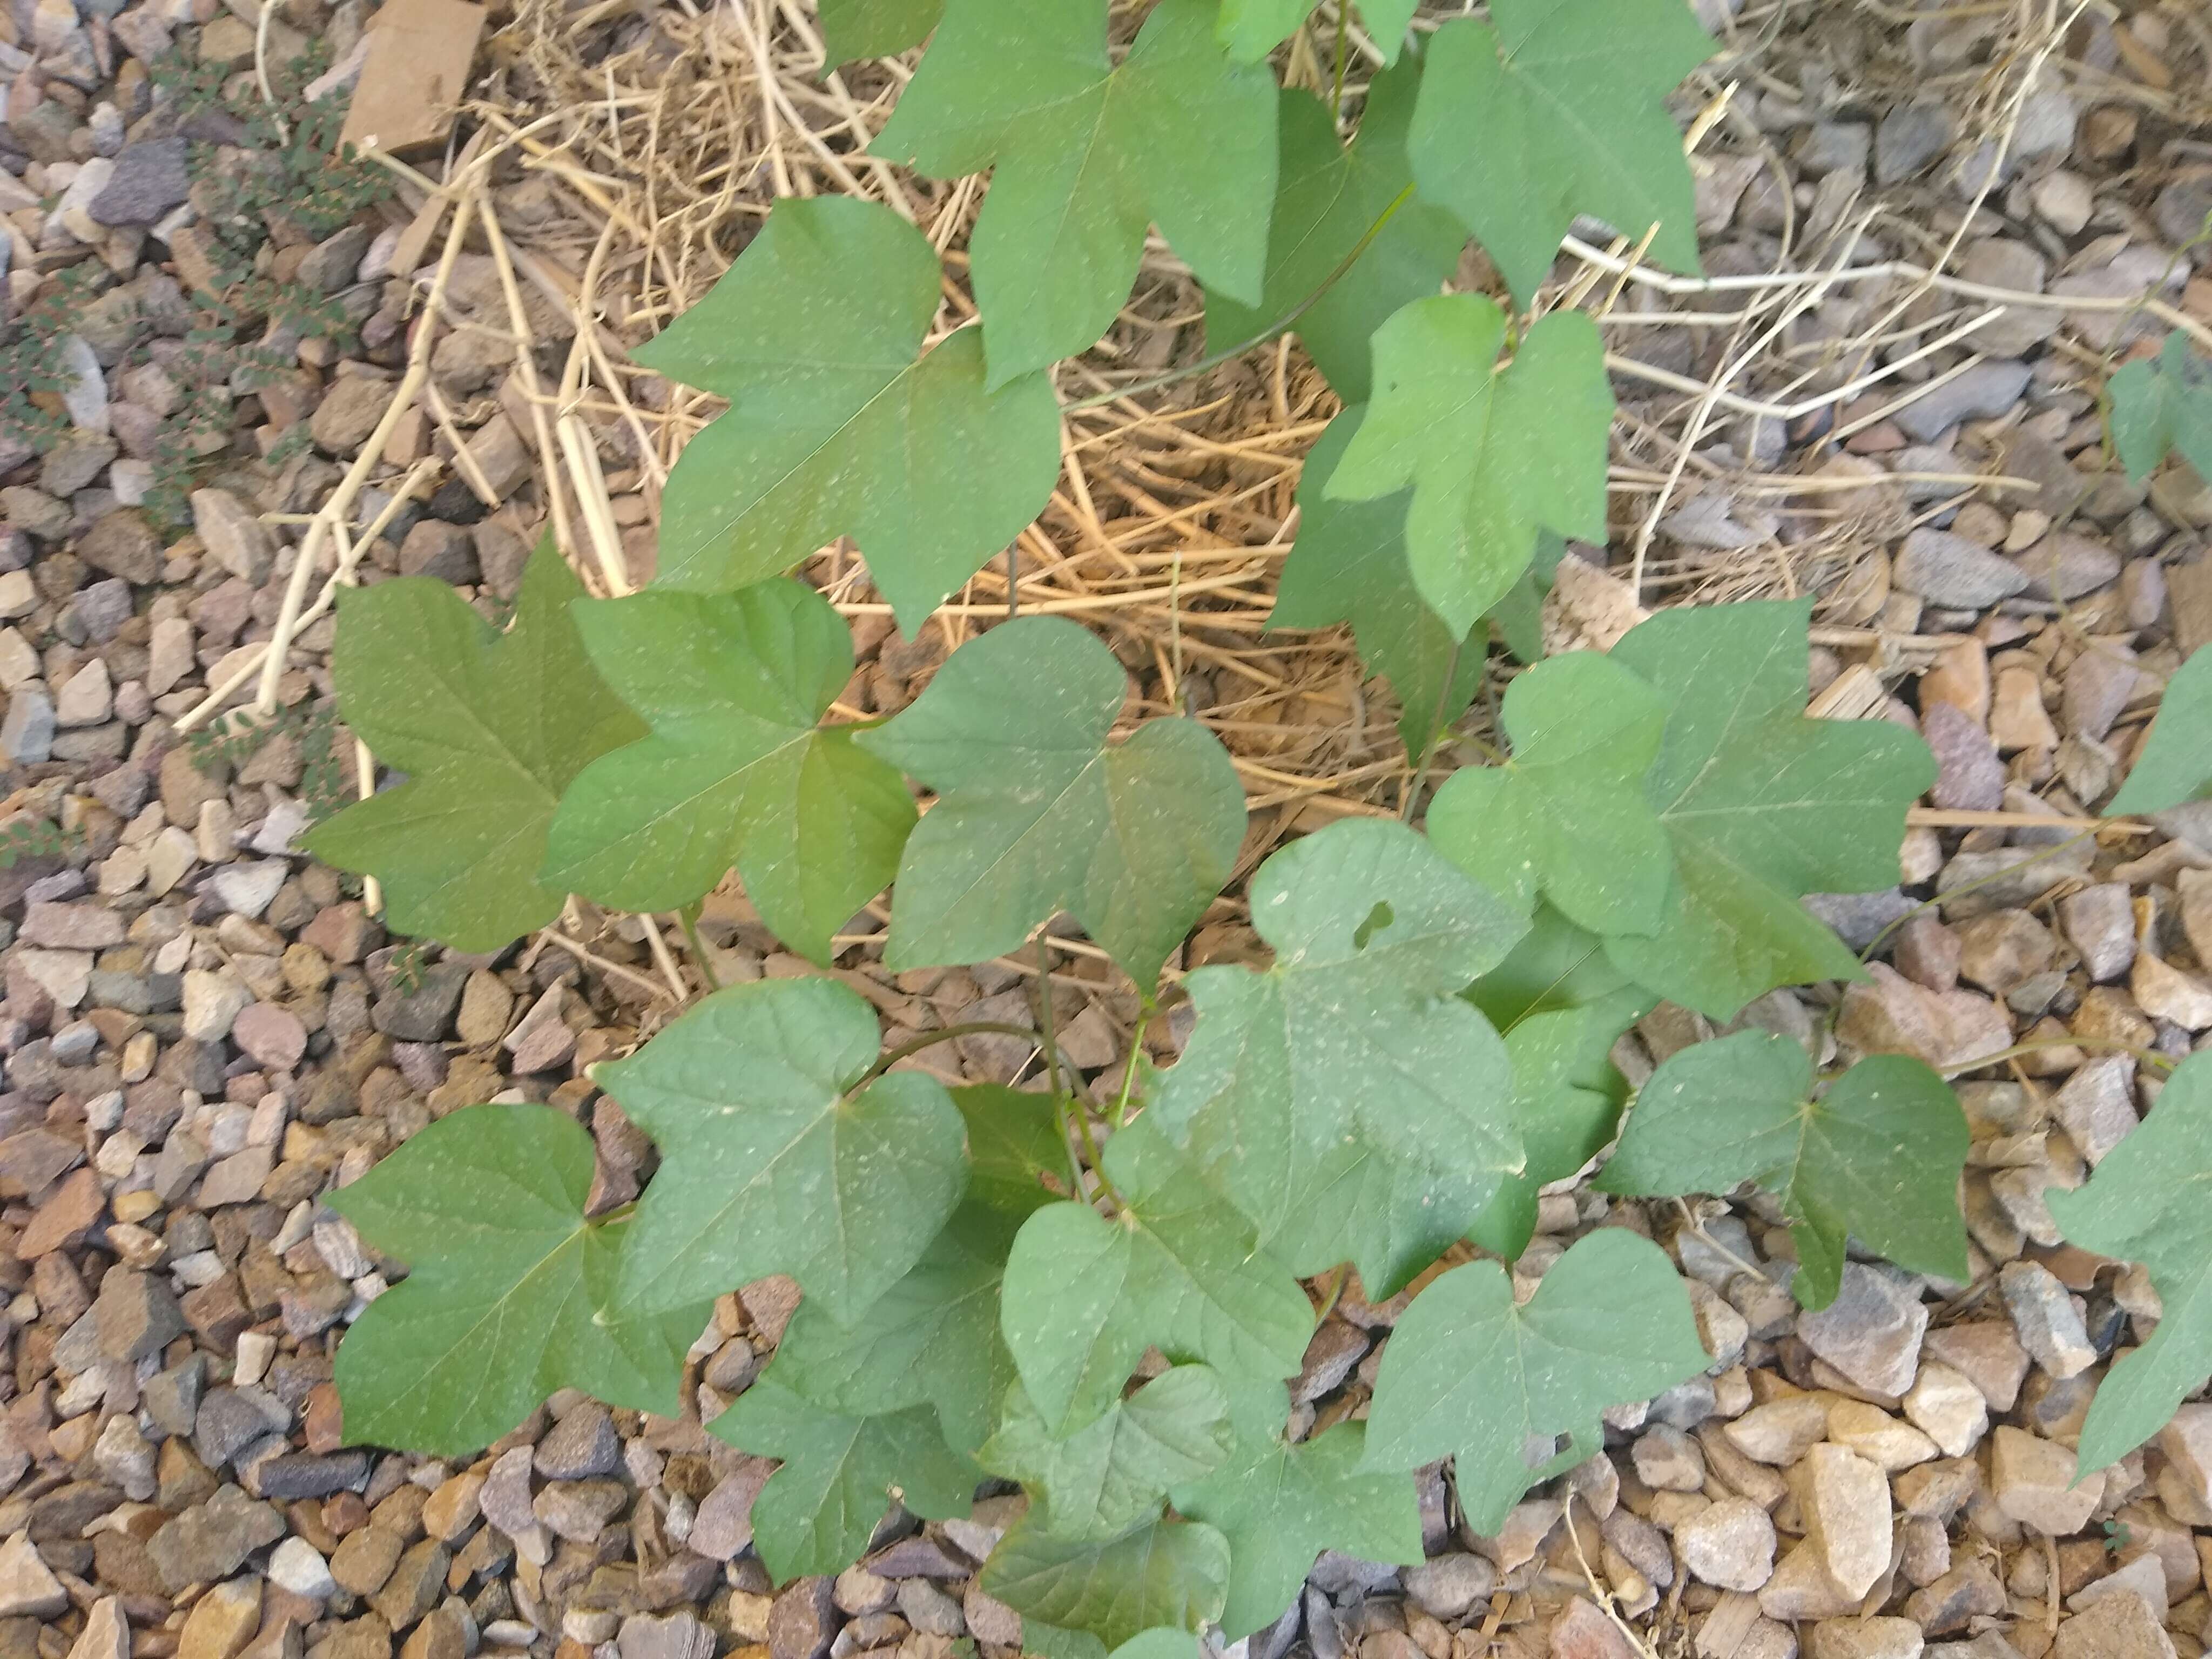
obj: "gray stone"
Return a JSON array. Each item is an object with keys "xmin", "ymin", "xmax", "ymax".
[
  {"xmin": 768, "ymin": 1577, "xmax": 839, "ymax": 1659},
  {"xmin": 72, "ymin": 578, "xmax": 133, "ymax": 644},
  {"xmin": 1924, "ymin": 701, "xmax": 2005, "ymax": 812},
  {"xmin": 0, "ymin": 1532, "xmax": 65, "ymax": 1618},
  {"xmin": 1809, "ymin": 1618, "xmax": 1923, "ymax": 1659},
  {"xmin": 1895, "ymin": 360, "xmax": 2032, "ymax": 442},
  {"xmin": 2053, "ymin": 1599, "xmax": 2174, "ymax": 1659},
  {"xmin": 1798, "ymin": 1263, "xmax": 1927, "ymax": 1396},
  {"xmin": 620, "ymin": 1613, "xmax": 716, "ymax": 1659},
  {"xmin": 2060, "ymin": 884, "xmax": 2134, "ymax": 982},
  {"xmin": 1676, "ymin": 1496, "xmax": 1777, "ymax": 1591},
  {"xmin": 2063, "ymin": 646, "xmax": 2139, "ymax": 741},
  {"xmin": 76, "ymin": 508, "xmax": 161, "ymax": 584},
  {"xmin": 537, "ymin": 1401, "xmax": 620, "ymax": 1480},
  {"xmin": 896, "ymin": 1580, "xmax": 965, "ymax": 1637},
  {"xmin": 1894, "ymin": 528, "xmax": 2031, "ymax": 608},
  {"xmin": 1798, "ymin": 122, "xmax": 1871, "ymax": 177},
  {"xmin": 2052, "ymin": 1055, "xmax": 2139, "ymax": 1167},
  {"xmin": 3, "ymin": 686, "xmax": 55, "ymax": 765},
  {"xmin": 95, "ymin": 1266, "xmax": 185, "ymax": 1361},
  {"xmin": 147, "ymin": 1484, "xmax": 285, "ymax": 1591},
  {"xmin": 1876, "ymin": 104, "xmax": 1954, "ymax": 183},
  {"xmin": 534, "ymin": 1478, "xmax": 628, "ymax": 1542},
  {"xmin": 91, "ymin": 136, "xmax": 189, "ymax": 225},
  {"xmin": 1405, "ymin": 1553, "xmax": 1498, "ymax": 1619},
  {"xmin": 191, "ymin": 489, "xmax": 276, "ymax": 585},
  {"xmin": 372, "ymin": 961, "xmax": 470, "ymax": 1042},
  {"xmin": 2015, "ymin": 534, "xmax": 2120, "ymax": 601},
  {"xmin": 254, "ymin": 1451, "xmax": 370, "ymax": 1500},
  {"xmin": 1998, "ymin": 1260, "xmax": 2095, "ymax": 1378}
]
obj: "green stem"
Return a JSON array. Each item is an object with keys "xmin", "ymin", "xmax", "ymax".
[
  {"xmin": 676, "ymin": 902, "xmax": 721, "ymax": 994},
  {"xmin": 1063, "ymin": 183, "xmax": 1417, "ymax": 414},
  {"xmin": 1939, "ymin": 1034, "xmax": 2176, "ymax": 1079},
  {"xmin": 1035, "ymin": 935, "xmax": 1063, "ymax": 1104},
  {"xmin": 1400, "ymin": 639, "xmax": 1463, "ymax": 822},
  {"xmin": 1330, "ymin": 3, "xmax": 1350, "ymax": 119},
  {"xmin": 1858, "ymin": 828, "xmax": 2098, "ymax": 965},
  {"xmin": 1312, "ymin": 1262, "xmax": 1352, "ymax": 1324},
  {"xmin": 860, "ymin": 1021, "xmax": 1052, "ymax": 1086}
]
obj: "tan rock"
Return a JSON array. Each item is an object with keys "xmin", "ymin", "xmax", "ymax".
[
  {"xmin": 1903, "ymin": 1361, "xmax": 1988, "ymax": 1458},
  {"xmin": 179, "ymin": 1576, "xmax": 263, "ymax": 1659},
  {"xmin": 1725, "ymin": 1397, "xmax": 1833, "ymax": 1466},
  {"xmin": 1757, "ymin": 1542, "xmax": 1862, "ymax": 1623},
  {"xmin": 1920, "ymin": 642, "xmax": 1991, "ymax": 724},
  {"xmin": 1826, "ymin": 1399, "xmax": 1940, "ymax": 1471},
  {"xmin": 1991, "ymin": 1427, "xmax": 2105, "ymax": 1535},
  {"xmin": 1798, "ymin": 1443, "xmax": 1893, "ymax": 1599},
  {"xmin": 2132, "ymin": 951, "xmax": 2212, "ymax": 1030}
]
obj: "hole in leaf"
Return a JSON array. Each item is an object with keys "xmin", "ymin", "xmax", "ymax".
[{"xmin": 1353, "ymin": 900, "xmax": 1394, "ymax": 951}]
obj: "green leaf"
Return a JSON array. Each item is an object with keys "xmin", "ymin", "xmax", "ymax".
[
  {"xmin": 1465, "ymin": 1000, "xmax": 1647, "ymax": 1262},
  {"xmin": 1215, "ymin": 0, "xmax": 1420, "ymax": 63},
  {"xmin": 981, "ymin": 1513, "xmax": 1230, "ymax": 1648},
  {"xmin": 1172, "ymin": 1421, "xmax": 1422, "ymax": 1640},
  {"xmin": 304, "ymin": 543, "xmax": 644, "ymax": 953},
  {"xmin": 711, "ymin": 1375, "xmax": 978, "ymax": 1581},
  {"xmin": 1270, "ymin": 407, "xmax": 1481, "ymax": 758},
  {"xmin": 604, "ymin": 978, "xmax": 967, "ymax": 1323},
  {"xmin": 2048, "ymin": 1053, "xmax": 2212, "ymax": 1471},
  {"xmin": 637, "ymin": 195, "xmax": 1060, "ymax": 632},
  {"xmin": 2108, "ymin": 333, "xmax": 2212, "ymax": 485},
  {"xmin": 1325, "ymin": 298, "xmax": 1612, "ymax": 638},
  {"xmin": 2107, "ymin": 644, "xmax": 2212, "ymax": 815},
  {"xmin": 1109, "ymin": 1635, "xmax": 1202, "ymax": 1659},
  {"xmin": 857, "ymin": 616, "xmax": 1246, "ymax": 988},
  {"xmin": 1427, "ymin": 652, "xmax": 1673, "ymax": 936},
  {"xmin": 328, "ymin": 1104, "xmax": 701, "ymax": 1456},
  {"xmin": 875, "ymin": 0, "xmax": 1278, "ymax": 385},
  {"xmin": 543, "ymin": 581, "xmax": 914, "ymax": 966},
  {"xmin": 1597, "ymin": 1033, "xmax": 1971, "ymax": 1309},
  {"xmin": 1205, "ymin": 66, "xmax": 1467, "ymax": 403},
  {"xmin": 1361, "ymin": 1228, "xmax": 1710, "ymax": 1533},
  {"xmin": 1150, "ymin": 817, "xmax": 1529, "ymax": 1226},
  {"xmin": 1605, "ymin": 599, "xmax": 1937, "ymax": 1019},
  {"xmin": 1466, "ymin": 901, "xmax": 1647, "ymax": 1033},
  {"xmin": 999, "ymin": 1119, "xmax": 1314, "ymax": 1435},
  {"xmin": 980, "ymin": 1366, "xmax": 1234, "ymax": 1540},
  {"xmin": 767, "ymin": 1198, "xmax": 1022, "ymax": 1456},
  {"xmin": 954, "ymin": 1083, "xmax": 1069, "ymax": 1218},
  {"xmin": 1408, "ymin": 0, "xmax": 1715, "ymax": 305},
  {"xmin": 820, "ymin": 0, "xmax": 941, "ymax": 60}
]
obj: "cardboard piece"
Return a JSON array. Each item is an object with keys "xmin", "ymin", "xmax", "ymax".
[{"xmin": 338, "ymin": 0, "xmax": 489, "ymax": 157}]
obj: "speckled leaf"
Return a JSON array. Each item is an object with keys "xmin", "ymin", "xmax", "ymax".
[
  {"xmin": 1597, "ymin": 1031, "xmax": 1972, "ymax": 1309},
  {"xmin": 999, "ymin": 1119, "xmax": 1314, "ymax": 1437},
  {"xmin": 1604, "ymin": 599, "xmax": 1937, "ymax": 1019},
  {"xmin": 819, "ymin": 0, "xmax": 941, "ymax": 60},
  {"xmin": 543, "ymin": 581, "xmax": 914, "ymax": 966},
  {"xmin": 875, "ymin": 0, "xmax": 1278, "ymax": 385},
  {"xmin": 638, "ymin": 196, "xmax": 1060, "ymax": 631},
  {"xmin": 1150, "ymin": 817, "xmax": 1529, "ymax": 1232},
  {"xmin": 981, "ymin": 1512, "xmax": 1231, "ymax": 1649},
  {"xmin": 858, "ymin": 617, "xmax": 1245, "ymax": 989},
  {"xmin": 711, "ymin": 1375, "xmax": 979, "ymax": 1580},
  {"xmin": 1215, "ymin": 0, "xmax": 1420, "ymax": 62},
  {"xmin": 1325, "ymin": 298, "xmax": 1612, "ymax": 639},
  {"xmin": 1408, "ymin": 0, "xmax": 1715, "ymax": 304},
  {"xmin": 604, "ymin": 978, "xmax": 967, "ymax": 1323},
  {"xmin": 329, "ymin": 1104, "xmax": 703, "ymax": 1455},
  {"xmin": 305, "ymin": 543, "xmax": 644, "ymax": 952},
  {"xmin": 2108, "ymin": 333, "xmax": 2212, "ymax": 486},
  {"xmin": 2049, "ymin": 1053, "xmax": 2212, "ymax": 1471},
  {"xmin": 981, "ymin": 1366, "xmax": 1234, "ymax": 1540},
  {"xmin": 1361, "ymin": 1229, "xmax": 1709, "ymax": 1533},
  {"xmin": 1427, "ymin": 651, "xmax": 1673, "ymax": 936},
  {"xmin": 2107, "ymin": 644, "xmax": 2212, "ymax": 815}
]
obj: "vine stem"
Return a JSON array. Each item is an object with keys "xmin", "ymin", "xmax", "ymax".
[
  {"xmin": 1938, "ymin": 1034, "xmax": 2176, "ymax": 1079},
  {"xmin": 676, "ymin": 903, "xmax": 721, "ymax": 994},
  {"xmin": 1858, "ymin": 828, "xmax": 2099, "ymax": 964},
  {"xmin": 1062, "ymin": 183, "xmax": 1417, "ymax": 414},
  {"xmin": 858, "ymin": 1021, "xmax": 1051, "ymax": 1085},
  {"xmin": 1399, "ymin": 640, "xmax": 1463, "ymax": 822}
]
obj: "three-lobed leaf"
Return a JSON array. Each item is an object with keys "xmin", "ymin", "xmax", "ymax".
[
  {"xmin": 2107, "ymin": 644, "xmax": 2212, "ymax": 816},
  {"xmin": 1270, "ymin": 407, "xmax": 1481, "ymax": 758},
  {"xmin": 711, "ymin": 1375, "xmax": 978, "ymax": 1581},
  {"xmin": 1205, "ymin": 63, "xmax": 1468, "ymax": 403},
  {"xmin": 1408, "ymin": 0, "xmax": 1715, "ymax": 305},
  {"xmin": 1605, "ymin": 599, "xmax": 1936, "ymax": 1019},
  {"xmin": 603, "ymin": 977, "xmax": 967, "ymax": 1323},
  {"xmin": 2108, "ymin": 333, "xmax": 2212, "ymax": 487},
  {"xmin": 858, "ymin": 616, "xmax": 1246, "ymax": 989},
  {"xmin": 638, "ymin": 195, "xmax": 1060, "ymax": 631},
  {"xmin": 982, "ymin": 1513, "xmax": 1231, "ymax": 1649},
  {"xmin": 2048, "ymin": 1053, "xmax": 2212, "ymax": 1472},
  {"xmin": 1000, "ymin": 1118, "xmax": 1314, "ymax": 1437},
  {"xmin": 304, "ymin": 543, "xmax": 643, "ymax": 952},
  {"xmin": 819, "ymin": 0, "xmax": 941, "ymax": 60},
  {"xmin": 981, "ymin": 1366, "xmax": 1235, "ymax": 1540},
  {"xmin": 1150, "ymin": 817, "xmax": 1530, "ymax": 1271},
  {"xmin": 1427, "ymin": 651, "xmax": 1673, "ymax": 936},
  {"xmin": 328, "ymin": 1104, "xmax": 703, "ymax": 1456},
  {"xmin": 1215, "ymin": 0, "xmax": 1421, "ymax": 63},
  {"xmin": 1361, "ymin": 1228, "xmax": 1710, "ymax": 1533},
  {"xmin": 1597, "ymin": 1032, "xmax": 1971, "ymax": 1309},
  {"xmin": 1326, "ymin": 297, "xmax": 1612, "ymax": 639},
  {"xmin": 543, "ymin": 580, "xmax": 914, "ymax": 965},
  {"xmin": 876, "ymin": 0, "xmax": 1277, "ymax": 386}
]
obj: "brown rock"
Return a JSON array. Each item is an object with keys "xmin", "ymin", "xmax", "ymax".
[
  {"xmin": 767, "ymin": 1578, "xmax": 839, "ymax": 1659},
  {"xmin": 1550, "ymin": 1598, "xmax": 1640, "ymax": 1659},
  {"xmin": 17, "ymin": 1166, "xmax": 103, "ymax": 1258}
]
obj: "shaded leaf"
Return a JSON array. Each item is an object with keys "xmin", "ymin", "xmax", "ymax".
[
  {"xmin": 999, "ymin": 1119, "xmax": 1314, "ymax": 1435},
  {"xmin": 767, "ymin": 1198, "xmax": 1022, "ymax": 1456},
  {"xmin": 876, "ymin": 0, "xmax": 1277, "ymax": 385},
  {"xmin": 1325, "ymin": 298, "xmax": 1611, "ymax": 638},
  {"xmin": 1173, "ymin": 1421, "xmax": 1422, "ymax": 1639},
  {"xmin": 980, "ymin": 1366, "xmax": 1234, "ymax": 1540},
  {"xmin": 1361, "ymin": 1229, "xmax": 1709, "ymax": 1532},
  {"xmin": 1408, "ymin": 0, "xmax": 1715, "ymax": 304},
  {"xmin": 981, "ymin": 1512, "xmax": 1230, "ymax": 1649},
  {"xmin": 711, "ymin": 1375, "xmax": 978, "ymax": 1581},
  {"xmin": 543, "ymin": 581, "xmax": 914, "ymax": 965},
  {"xmin": 1150, "ymin": 817, "xmax": 1529, "ymax": 1233},
  {"xmin": 1205, "ymin": 65, "xmax": 1467, "ymax": 402},
  {"xmin": 604, "ymin": 978, "xmax": 967, "ymax": 1323},
  {"xmin": 2107, "ymin": 644, "xmax": 2212, "ymax": 816},
  {"xmin": 1216, "ymin": 0, "xmax": 1421, "ymax": 63},
  {"xmin": 1597, "ymin": 1033, "xmax": 1971, "ymax": 1308},
  {"xmin": 1605, "ymin": 599, "xmax": 1937, "ymax": 1019},
  {"xmin": 2049, "ymin": 1053, "xmax": 2212, "ymax": 1471},
  {"xmin": 1270, "ymin": 406, "xmax": 1480, "ymax": 757},
  {"xmin": 820, "ymin": 0, "xmax": 941, "ymax": 60},
  {"xmin": 305, "ymin": 543, "xmax": 643, "ymax": 952},
  {"xmin": 858, "ymin": 616, "xmax": 1245, "ymax": 989},
  {"xmin": 638, "ymin": 195, "xmax": 1060, "ymax": 631},
  {"xmin": 1427, "ymin": 651, "xmax": 1673, "ymax": 935},
  {"xmin": 1465, "ymin": 901, "xmax": 1645, "ymax": 1033},
  {"xmin": 954, "ymin": 1083, "xmax": 1070, "ymax": 1218},
  {"xmin": 329, "ymin": 1104, "xmax": 702, "ymax": 1456},
  {"xmin": 2108, "ymin": 333, "xmax": 2212, "ymax": 485}
]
